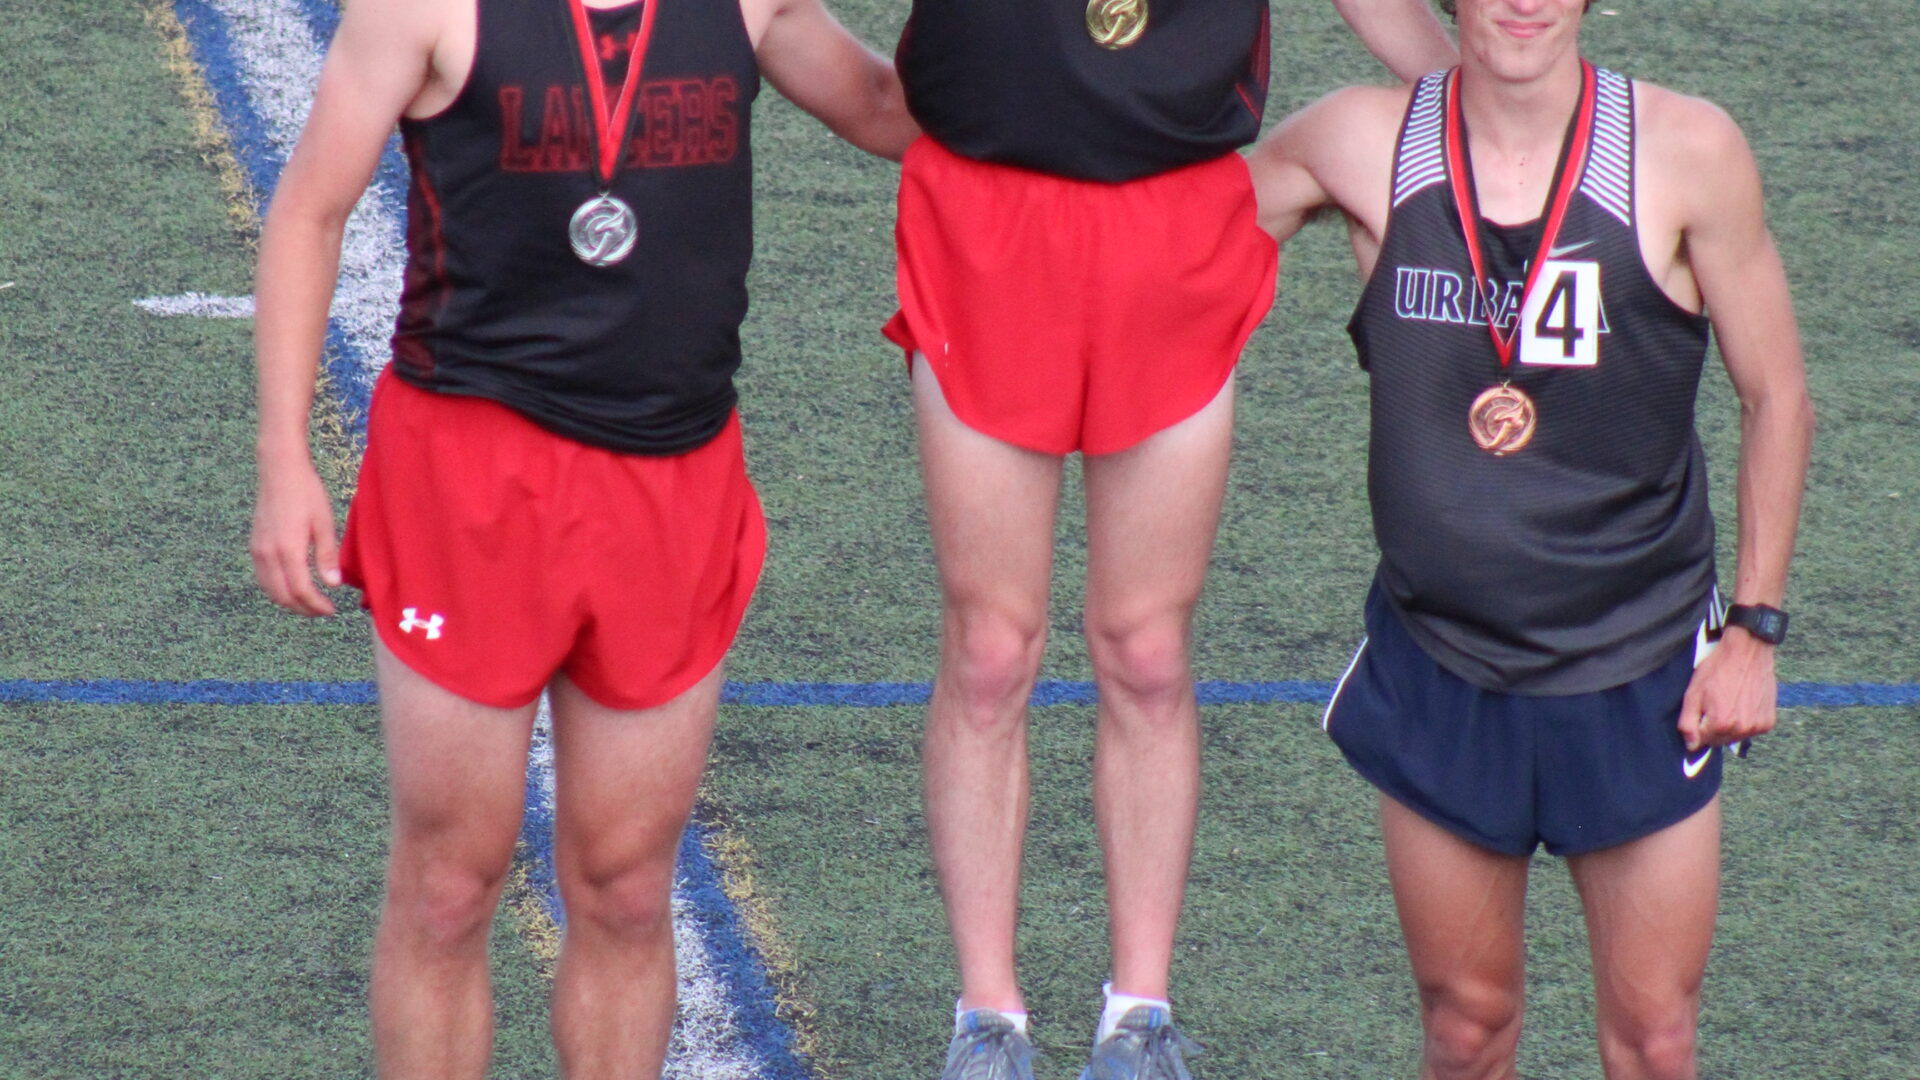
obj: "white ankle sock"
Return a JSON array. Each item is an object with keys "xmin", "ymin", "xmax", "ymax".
[
  {"xmin": 956, "ymin": 999, "xmax": 1029, "ymax": 1036},
  {"xmin": 1096, "ymin": 982, "xmax": 1170, "ymax": 1044}
]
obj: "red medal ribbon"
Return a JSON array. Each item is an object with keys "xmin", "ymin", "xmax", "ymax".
[
  {"xmin": 565, "ymin": 0, "xmax": 661, "ymax": 189},
  {"xmin": 1443, "ymin": 60, "xmax": 1597, "ymax": 370}
]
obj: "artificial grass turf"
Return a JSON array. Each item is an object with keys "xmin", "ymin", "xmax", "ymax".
[
  {"xmin": 0, "ymin": 703, "xmax": 556, "ymax": 1079},
  {"xmin": 703, "ymin": 702, "xmax": 1920, "ymax": 1079},
  {"xmin": 4, "ymin": 0, "xmax": 1917, "ymax": 1076},
  {"xmin": 0, "ymin": 0, "xmax": 366, "ymax": 685}
]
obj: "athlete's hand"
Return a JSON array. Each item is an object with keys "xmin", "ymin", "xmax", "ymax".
[
  {"xmin": 251, "ymin": 451, "xmax": 341, "ymax": 617},
  {"xmin": 1677, "ymin": 629, "xmax": 1778, "ymax": 751}
]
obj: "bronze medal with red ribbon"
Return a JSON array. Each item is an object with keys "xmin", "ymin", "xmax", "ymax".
[
  {"xmin": 1443, "ymin": 61, "xmax": 1597, "ymax": 455},
  {"xmin": 564, "ymin": 0, "xmax": 660, "ymax": 266}
]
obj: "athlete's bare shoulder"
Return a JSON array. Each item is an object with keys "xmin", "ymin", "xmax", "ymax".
[
  {"xmin": 1634, "ymin": 81, "xmax": 1758, "ymax": 203},
  {"xmin": 335, "ymin": 0, "xmax": 455, "ymax": 57},
  {"xmin": 736, "ymin": 0, "xmax": 785, "ymax": 48},
  {"xmin": 1303, "ymin": 82, "xmax": 1418, "ymax": 143},
  {"xmin": 1250, "ymin": 81, "xmax": 1413, "ymax": 242},
  {"xmin": 1631, "ymin": 80, "xmax": 1764, "ymax": 234},
  {"xmin": 326, "ymin": 0, "xmax": 469, "ymax": 121}
]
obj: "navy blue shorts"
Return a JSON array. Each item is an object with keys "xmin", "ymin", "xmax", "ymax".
[{"xmin": 1324, "ymin": 584, "xmax": 1723, "ymax": 857}]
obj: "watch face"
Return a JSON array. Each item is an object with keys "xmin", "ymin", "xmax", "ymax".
[{"xmin": 1731, "ymin": 605, "xmax": 1788, "ymax": 644}]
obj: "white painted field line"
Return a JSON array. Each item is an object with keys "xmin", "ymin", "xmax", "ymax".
[
  {"xmin": 136, "ymin": 292, "xmax": 256, "ymax": 318},
  {"xmin": 204, "ymin": 0, "xmax": 404, "ymax": 382},
  {"xmin": 529, "ymin": 701, "xmax": 776, "ymax": 1080}
]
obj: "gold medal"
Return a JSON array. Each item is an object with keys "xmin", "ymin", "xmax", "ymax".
[
  {"xmin": 1086, "ymin": 0, "xmax": 1147, "ymax": 49},
  {"xmin": 1468, "ymin": 384, "xmax": 1537, "ymax": 456}
]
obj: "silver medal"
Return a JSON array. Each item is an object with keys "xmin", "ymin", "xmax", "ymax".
[{"xmin": 569, "ymin": 194, "xmax": 638, "ymax": 267}]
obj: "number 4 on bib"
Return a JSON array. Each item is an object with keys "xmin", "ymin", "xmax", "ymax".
[{"xmin": 1520, "ymin": 259, "xmax": 1601, "ymax": 367}]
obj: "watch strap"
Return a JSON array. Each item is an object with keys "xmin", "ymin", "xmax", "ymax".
[{"xmin": 1724, "ymin": 603, "xmax": 1789, "ymax": 645}]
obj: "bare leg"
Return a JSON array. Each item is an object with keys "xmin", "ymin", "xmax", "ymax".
[
  {"xmin": 1380, "ymin": 795, "xmax": 1531, "ymax": 1080},
  {"xmin": 548, "ymin": 665, "xmax": 723, "ymax": 1080},
  {"xmin": 1568, "ymin": 798, "xmax": 1720, "ymax": 1080},
  {"xmin": 370, "ymin": 640, "xmax": 538, "ymax": 1080},
  {"xmin": 1081, "ymin": 382, "xmax": 1234, "ymax": 1000},
  {"xmin": 913, "ymin": 356, "xmax": 1064, "ymax": 1013}
]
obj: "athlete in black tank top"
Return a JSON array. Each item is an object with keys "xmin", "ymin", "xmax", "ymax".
[
  {"xmin": 1348, "ymin": 66, "xmax": 1717, "ymax": 694},
  {"xmin": 897, "ymin": 0, "xmax": 1269, "ymax": 182},
  {"xmin": 250, "ymin": 0, "xmax": 917, "ymax": 1072},
  {"xmin": 392, "ymin": 0, "xmax": 758, "ymax": 454},
  {"xmin": 1246, "ymin": 3, "xmax": 1812, "ymax": 1074}
]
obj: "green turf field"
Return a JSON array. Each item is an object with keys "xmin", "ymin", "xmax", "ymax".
[{"xmin": 2, "ymin": 0, "xmax": 1917, "ymax": 1077}]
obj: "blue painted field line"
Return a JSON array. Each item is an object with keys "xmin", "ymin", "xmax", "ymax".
[
  {"xmin": 4, "ymin": 678, "xmax": 1918, "ymax": 708},
  {"xmin": 672, "ymin": 824, "xmax": 812, "ymax": 1079}
]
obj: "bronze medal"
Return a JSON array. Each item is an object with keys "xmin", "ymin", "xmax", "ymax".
[
  {"xmin": 1468, "ymin": 384, "xmax": 1537, "ymax": 456},
  {"xmin": 1086, "ymin": 0, "xmax": 1147, "ymax": 49}
]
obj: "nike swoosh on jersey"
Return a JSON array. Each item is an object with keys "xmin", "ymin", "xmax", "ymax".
[
  {"xmin": 1548, "ymin": 239, "xmax": 1595, "ymax": 259},
  {"xmin": 1682, "ymin": 748, "xmax": 1714, "ymax": 779}
]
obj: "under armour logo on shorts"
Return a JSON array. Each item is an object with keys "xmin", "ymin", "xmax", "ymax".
[{"xmin": 398, "ymin": 607, "xmax": 445, "ymax": 640}]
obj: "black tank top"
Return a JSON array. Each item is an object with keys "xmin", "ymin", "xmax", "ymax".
[
  {"xmin": 1347, "ymin": 68, "xmax": 1716, "ymax": 694},
  {"xmin": 390, "ymin": 0, "xmax": 759, "ymax": 454},
  {"xmin": 897, "ymin": 0, "xmax": 1269, "ymax": 183}
]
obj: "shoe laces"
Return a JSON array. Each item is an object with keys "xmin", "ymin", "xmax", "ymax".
[
  {"xmin": 1100, "ymin": 1006, "xmax": 1203, "ymax": 1080},
  {"xmin": 944, "ymin": 1011, "xmax": 1036, "ymax": 1080}
]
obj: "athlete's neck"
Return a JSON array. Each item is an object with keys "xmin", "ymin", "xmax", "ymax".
[
  {"xmin": 1457, "ymin": 53, "xmax": 1583, "ymax": 224},
  {"xmin": 1458, "ymin": 54, "xmax": 1583, "ymax": 161}
]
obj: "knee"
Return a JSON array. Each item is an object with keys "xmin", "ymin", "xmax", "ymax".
[
  {"xmin": 387, "ymin": 857, "xmax": 507, "ymax": 952},
  {"xmin": 1601, "ymin": 1006, "xmax": 1699, "ymax": 1080},
  {"xmin": 1086, "ymin": 615, "xmax": 1191, "ymax": 708},
  {"xmin": 940, "ymin": 608, "xmax": 1046, "ymax": 724},
  {"xmin": 560, "ymin": 859, "xmax": 676, "ymax": 944},
  {"xmin": 1419, "ymin": 982, "xmax": 1522, "ymax": 1077}
]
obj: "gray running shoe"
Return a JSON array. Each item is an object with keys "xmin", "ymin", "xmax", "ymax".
[
  {"xmin": 1078, "ymin": 1006, "xmax": 1202, "ymax": 1080},
  {"xmin": 942, "ymin": 1009, "xmax": 1038, "ymax": 1080}
]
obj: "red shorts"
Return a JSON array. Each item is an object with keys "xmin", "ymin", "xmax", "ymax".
[
  {"xmin": 340, "ymin": 371, "xmax": 767, "ymax": 710},
  {"xmin": 884, "ymin": 137, "xmax": 1278, "ymax": 456}
]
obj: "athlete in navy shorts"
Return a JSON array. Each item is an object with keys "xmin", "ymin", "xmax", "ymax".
[
  {"xmin": 1248, "ymin": 0, "xmax": 1813, "ymax": 1076},
  {"xmin": 248, "ymin": 0, "xmax": 916, "ymax": 1075}
]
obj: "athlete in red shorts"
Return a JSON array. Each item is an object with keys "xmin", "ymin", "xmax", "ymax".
[
  {"xmin": 248, "ymin": 0, "xmax": 915, "ymax": 1075},
  {"xmin": 889, "ymin": 3, "xmax": 1455, "ymax": 1077}
]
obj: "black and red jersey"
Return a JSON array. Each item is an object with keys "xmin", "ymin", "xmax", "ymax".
[
  {"xmin": 390, "ymin": 0, "xmax": 758, "ymax": 454},
  {"xmin": 897, "ymin": 0, "xmax": 1270, "ymax": 183},
  {"xmin": 1348, "ymin": 67, "xmax": 1717, "ymax": 695}
]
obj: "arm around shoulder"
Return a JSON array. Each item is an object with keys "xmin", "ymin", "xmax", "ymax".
[
  {"xmin": 1246, "ymin": 86, "xmax": 1401, "ymax": 243},
  {"xmin": 754, "ymin": 0, "xmax": 918, "ymax": 160},
  {"xmin": 1330, "ymin": 0, "xmax": 1456, "ymax": 82}
]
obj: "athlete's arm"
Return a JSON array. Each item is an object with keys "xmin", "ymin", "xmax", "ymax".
[
  {"xmin": 751, "ymin": 0, "xmax": 918, "ymax": 161},
  {"xmin": 252, "ymin": 0, "xmax": 442, "ymax": 616},
  {"xmin": 1246, "ymin": 87, "xmax": 1398, "ymax": 248},
  {"xmin": 1330, "ymin": 0, "xmax": 1457, "ymax": 82},
  {"xmin": 1651, "ymin": 92, "xmax": 1815, "ymax": 751}
]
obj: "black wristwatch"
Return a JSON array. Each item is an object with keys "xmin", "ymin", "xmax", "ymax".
[{"xmin": 1724, "ymin": 604, "xmax": 1789, "ymax": 645}]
